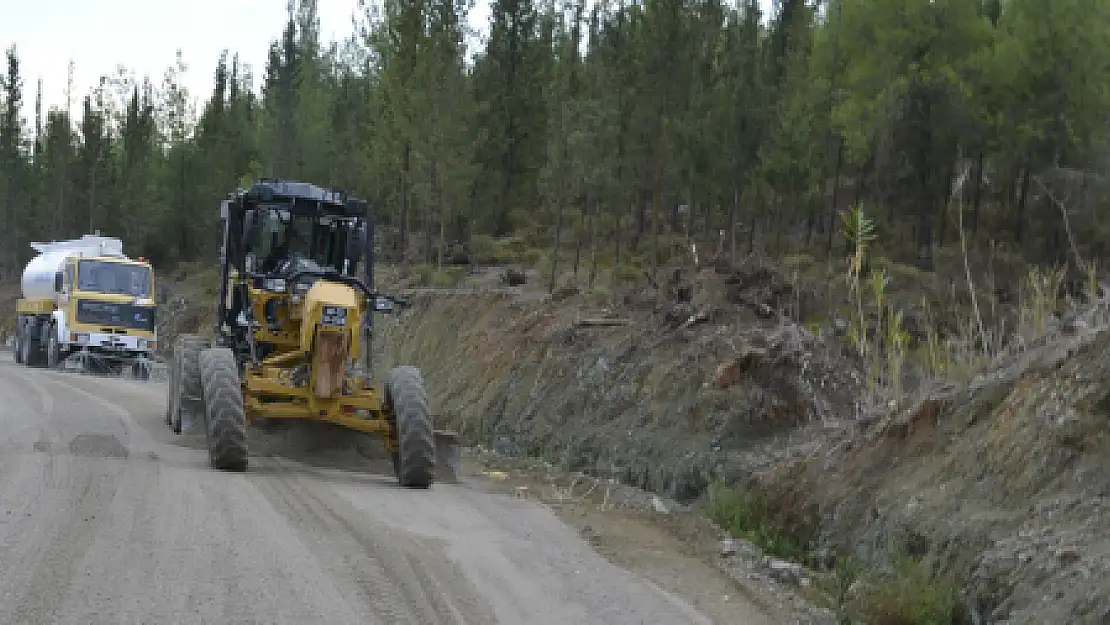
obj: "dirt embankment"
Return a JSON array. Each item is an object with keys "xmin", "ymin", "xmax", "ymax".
[
  {"xmin": 788, "ymin": 314, "xmax": 1110, "ymax": 624},
  {"xmin": 378, "ymin": 262, "xmax": 1110, "ymax": 624},
  {"xmin": 379, "ymin": 264, "xmax": 864, "ymax": 503}
]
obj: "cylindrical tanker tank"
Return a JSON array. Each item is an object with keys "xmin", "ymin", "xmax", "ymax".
[
  {"xmin": 21, "ymin": 248, "xmax": 75, "ymax": 300},
  {"xmin": 20, "ymin": 235, "xmax": 127, "ymax": 301}
]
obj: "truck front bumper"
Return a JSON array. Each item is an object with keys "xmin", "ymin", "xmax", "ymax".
[{"xmin": 69, "ymin": 331, "xmax": 156, "ymax": 355}]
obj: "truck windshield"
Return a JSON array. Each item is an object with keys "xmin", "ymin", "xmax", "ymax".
[{"xmin": 78, "ymin": 260, "xmax": 153, "ymax": 297}]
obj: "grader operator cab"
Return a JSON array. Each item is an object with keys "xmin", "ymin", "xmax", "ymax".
[{"xmin": 165, "ymin": 179, "xmax": 459, "ymax": 487}]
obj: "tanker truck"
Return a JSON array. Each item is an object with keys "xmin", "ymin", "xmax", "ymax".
[{"xmin": 13, "ymin": 233, "xmax": 158, "ymax": 378}]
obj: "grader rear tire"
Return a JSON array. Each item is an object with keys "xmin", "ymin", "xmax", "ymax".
[
  {"xmin": 387, "ymin": 366, "xmax": 435, "ymax": 488},
  {"xmin": 199, "ymin": 347, "xmax": 248, "ymax": 472},
  {"xmin": 169, "ymin": 334, "xmax": 206, "ymax": 434}
]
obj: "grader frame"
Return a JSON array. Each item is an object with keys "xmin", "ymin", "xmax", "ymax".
[{"xmin": 165, "ymin": 179, "xmax": 458, "ymax": 487}]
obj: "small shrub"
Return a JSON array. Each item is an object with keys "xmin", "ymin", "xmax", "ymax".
[
  {"xmin": 469, "ymin": 234, "xmax": 499, "ymax": 264},
  {"xmin": 1017, "ymin": 264, "xmax": 1064, "ymax": 341},
  {"xmin": 521, "ymin": 246, "xmax": 545, "ymax": 267},
  {"xmin": 414, "ymin": 263, "xmax": 465, "ymax": 288},
  {"xmin": 705, "ymin": 482, "xmax": 808, "ymax": 560},
  {"xmin": 611, "ymin": 263, "xmax": 643, "ymax": 283},
  {"xmin": 782, "ymin": 253, "xmax": 815, "ymax": 271},
  {"xmin": 846, "ymin": 554, "xmax": 963, "ymax": 625}
]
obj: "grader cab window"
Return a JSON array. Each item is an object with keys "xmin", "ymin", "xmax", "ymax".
[{"xmin": 252, "ymin": 208, "xmax": 361, "ymax": 275}]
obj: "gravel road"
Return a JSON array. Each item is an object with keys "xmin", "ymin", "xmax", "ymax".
[{"xmin": 0, "ymin": 352, "xmax": 763, "ymax": 625}]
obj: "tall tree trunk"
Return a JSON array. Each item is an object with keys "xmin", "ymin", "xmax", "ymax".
[
  {"xmin": 1014, "ymin": 167, "xmax": 1030, "ymax": 246},
  {"xmin": 435, "ymin": 159, "xmax": 445, "ymax": 269},
  {"xmin": 970, "ymin": 151, "xmax": 983, "ymax": 239},
  {"xmin": 400, "ymin": 140, "xmax": 411, "ymax": 263},
  {"xmin": 573, "ymin": 194, "xmax": 585, "ymax": 281},
  {"xmin": 651, "ymin": 114, "xmax": 664, "ymax": 276},
  {"xmin": 550, "ymin": 171, "xmax": 565, "ymax": 294},
  {"xmin": 730, "ymin": 186, "xmax": 738, "ymax": 264},
  {"xmin": 826, "ymin": 140, "xmax": 844, "ymax": 258},
  {"xmin": 588, "ymin": 194, "xmax": 597, "ymax": 289}
]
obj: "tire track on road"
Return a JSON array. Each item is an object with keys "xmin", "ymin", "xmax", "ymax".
[
  {"xmin": 251, "ymin": 457, "xmax": 498, "ymax": 625},
  {"xmin": 0, "ymin": 362, "xmax": 127, "ymax": 625}
]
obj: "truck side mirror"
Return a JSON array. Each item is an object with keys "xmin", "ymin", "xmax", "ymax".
[
  {"xmin": 159, "ymin": 285, "xmax": 169, "ymax": 304},
  {"xmin": 54, "ymin": 272, "xmax": 63, "ymax": 292}
]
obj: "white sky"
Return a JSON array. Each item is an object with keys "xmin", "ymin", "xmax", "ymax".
[
  {"xmin": 1, "ymin": 0, "xmax": 773, "ymax": 125},
  {"xmin": 1, "ymin": 0, "xmax": 376, "ymax": 120}
]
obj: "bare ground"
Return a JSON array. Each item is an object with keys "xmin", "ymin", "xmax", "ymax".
[
  {"xmin": 462, "ymin": 451, "xmax": 834, "ymax": 625},
  {"xmin": 0, "ymin": 349, "xmax": 803, "ymax": 625}
]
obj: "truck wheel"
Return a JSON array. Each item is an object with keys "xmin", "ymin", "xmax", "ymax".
[
  {"xmin": 199, "ymin": 346, "xmax": 248, "ymax": 472},
  {"xmin": 132, "ymin": 361, "xmax": 150, "ymax": 381},
  {"xmin": 46, "ymin": 329, "xmax": 59, "ymax": 369},
  {"xmin": 19, "ymin": 330, "xmax": 34, "ymax": 367},
  {"xmin": 13, "ymin": 326, "xmax": 23, "ymax": 364},
  {"xmin": 171, "ymin": 334, "xmax": 207, "ymax": 434},
  {"xmin": 164, "ymin": 353, "xmax": 178, "ymax": 426},
  {"xmin": 387, "ymin": 366, "xmax": 435, "ymax": 488}
]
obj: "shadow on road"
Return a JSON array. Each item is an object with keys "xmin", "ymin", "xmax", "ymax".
[{"xmin": 170, "ymin": 419, "xmax": 402, "ymax": 484}]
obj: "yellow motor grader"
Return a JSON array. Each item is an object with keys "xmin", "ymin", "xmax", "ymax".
[{"xmin": 165, "ymin": 179, "xmax": 458, "ymax": 487}]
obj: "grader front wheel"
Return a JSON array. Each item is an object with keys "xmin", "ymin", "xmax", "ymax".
[
  {"xmin": 199, "ymin": 347, "xmax": 249, "ymax": 472},
  {"xmin": 387, "ymin": 366, "xmax": 435, "ymax": 488}
]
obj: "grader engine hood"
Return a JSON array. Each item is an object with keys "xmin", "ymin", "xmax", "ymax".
[{"xmin": 301, "ymin": 280, "xmax": 363, "ymax": 399}]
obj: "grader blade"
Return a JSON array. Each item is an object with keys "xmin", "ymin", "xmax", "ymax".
[{"xmin": 434, "ymin": 430, "xmax": 461, "ymax": 484}]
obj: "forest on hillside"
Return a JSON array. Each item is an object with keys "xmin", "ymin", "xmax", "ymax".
[{"xmin": 0, "ymin": 0, "xmax": 1109, "ymax": 281}]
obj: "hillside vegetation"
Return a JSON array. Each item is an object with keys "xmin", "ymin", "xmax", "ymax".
[{"xmin": 0, "ymin": 0, "xmax": 1108, "ymax": 277}]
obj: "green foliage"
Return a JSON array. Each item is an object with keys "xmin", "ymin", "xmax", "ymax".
[
  {"xmin": 0, "ymin": 0, "xmax": 1107, "ymax": 286},
  {"xmin": 810, "ymin": 550, "xmax": 961, "ymax": 625},
  {"xmin": 840, "ymin": 204, "xmax": 914, "ymax": 399},
  {"xmin": 845, "ymin": 553, "xmax": 962, "ymax": 625},
  {"xmin": 413, "ymin": 263, "xmax": 466, "ymax": 288},
  {"xmin": 705, "ymin": 481, "xmax": 808, "ymax": 561},
  {"xmin": 1018, "ymin": 265, "xmax": 1065, "ymax": 339},
  {"xmin": 842, "ymin": 203, "xmax": 874, "ymax": 360},
  {"xmin": 611, "ymin": 263, "xmax": 644, "ymax": 283}
]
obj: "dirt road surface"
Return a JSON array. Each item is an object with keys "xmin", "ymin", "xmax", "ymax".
[{"xmin": 0, "ymin": 352, "xmax": 781, "ymax": 625}]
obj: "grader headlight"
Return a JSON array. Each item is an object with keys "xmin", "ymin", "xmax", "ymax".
[
  {"xmin": 261, "ymin": 277, "xmax": 287, "ymax": 293},
  {"xmin": 291, "ymin": 282, "xmax": 311, "ymax": 305}
]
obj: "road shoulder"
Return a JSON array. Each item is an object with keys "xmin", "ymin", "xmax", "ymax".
[{"xmin": 462, "ymin": 450, "xmax": 835, "ymax": 625}]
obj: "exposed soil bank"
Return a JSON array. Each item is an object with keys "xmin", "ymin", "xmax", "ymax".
[
  {"xmin": 378, "ymin": 265, "xmax": 862, "ymax": 504},
  {"xmin": 378, "ymin": 263, "xmax": 1110, "ymax": 624}
]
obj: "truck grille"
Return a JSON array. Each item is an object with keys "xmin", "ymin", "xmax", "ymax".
[{"xmin": 75, "ymin": 300, "xmax": 156, "ymax": 332}]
